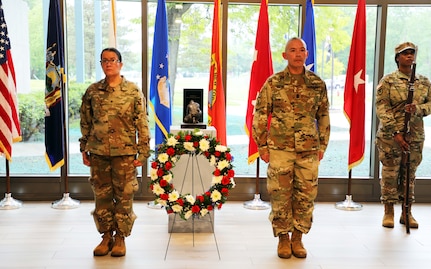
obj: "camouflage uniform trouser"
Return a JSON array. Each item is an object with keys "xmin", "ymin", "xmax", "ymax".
[
  {"xmin": 89, "ymin": 154, "xmax": 139, "ymax": 237},
  {"xmin": 267, "ymin": 149, "xmax": 319, "ymax": 237},
  {"xmin": 376, "ymin": 137, "xmax": 423, "ymax": 204}
]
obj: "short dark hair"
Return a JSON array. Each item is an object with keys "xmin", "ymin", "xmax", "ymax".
[{"xmin": 100, "ymin": 47, "xmax": 122, "ymax": 62}]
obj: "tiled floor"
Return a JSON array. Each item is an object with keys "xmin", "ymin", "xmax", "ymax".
[{"xmin": 0, "ymin": 200, "xmax": 430, "ymax": 269}]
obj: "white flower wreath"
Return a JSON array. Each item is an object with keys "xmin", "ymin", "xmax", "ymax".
[{"xmin": 149, "ymin": 129, "xmax": 235, "ymax": 220}]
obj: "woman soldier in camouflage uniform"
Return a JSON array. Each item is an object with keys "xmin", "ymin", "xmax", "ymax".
[
  {"xmin": 79, "ymin": 48, "xmax": 151, "ymax": 257},
  {"xmin": 376, "ymin": 42, "xmax": 431, "ymax": 229}
]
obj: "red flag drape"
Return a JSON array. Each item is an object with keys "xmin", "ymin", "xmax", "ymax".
[
  {"xmin": 0, "ymin": 2, "xmax": 22, "ymax": 161},
  {"xmin": 343, "ymin": 0, "xmax": 366, "ymax": 170},
  {"xmin": 245, "ymin": 0, "xmax": 273, "ymax": 164},
  {"xmin": 208, "ymin": 0, "xmax": 227, "ymax": 146}
]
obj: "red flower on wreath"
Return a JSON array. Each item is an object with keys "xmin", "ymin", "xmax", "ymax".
[{"xmin": 166, "ymin": 147, "xmax": 176, "ymax": 156}]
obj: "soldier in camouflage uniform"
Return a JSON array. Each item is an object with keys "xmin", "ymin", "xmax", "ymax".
[
  {"xmin": 252, "ymin": 37, "xmax": 330, "ymax": 259},
  {"xmin": 376, "ymin": 42, "xmax": 431, "ymax": 229},
  {"xmin": 79, "ymin": 48, "xmax": 150, "ymax": 257}
]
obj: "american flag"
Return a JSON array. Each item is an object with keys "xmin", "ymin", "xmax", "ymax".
[{"xmin": 0, "ymin": 0, "xmax": 21, "ymax": 161}]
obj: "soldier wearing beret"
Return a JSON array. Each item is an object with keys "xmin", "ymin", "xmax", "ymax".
[
  {"xmin": 252, "ymin": 37, "xmax": 330, "ymax": 259},
  {"xmin": 79, "ymin": 47, "xmax": 151, "ymax": 257},
  {"xmin": 376, "ymin": 42, "xmax": 431, "ymax": 229}
]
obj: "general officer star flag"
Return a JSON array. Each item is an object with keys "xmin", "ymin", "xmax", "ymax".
[
  {"xmin": 245, "ymin": 0, "xmax": 273, "ymax": 164},
  {"xmin": 344, "ymin": 0, "xmax": 366, "ymax": 170}
]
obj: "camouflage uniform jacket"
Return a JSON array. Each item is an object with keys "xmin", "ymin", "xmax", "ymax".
[
  {"xmin": 252, "ymin": 67, "xmax": 330, "ymax": 156},
  {"xmin": 79, "ymin": 76, "xmax": 150, "ymax": 163},
  {"xmin": 376, "ymin": 70, "xmax": 431, "ymax": 141}
]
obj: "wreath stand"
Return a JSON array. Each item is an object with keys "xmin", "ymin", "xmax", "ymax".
[{"xmin": 164, "ymin": 152, "xmax": 221, "ymax": 260}]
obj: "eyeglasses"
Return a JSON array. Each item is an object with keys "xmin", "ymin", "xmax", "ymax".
[{"xmin": 100, "ymin": 59, "xmax": 121, "ymax": 65}]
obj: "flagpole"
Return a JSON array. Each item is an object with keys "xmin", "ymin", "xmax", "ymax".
[
  {"xmin": 0, "ymin": 159, "xmax": 22, "ymax": 209},
  {"xmin": 335, "ymin": 169, "xmax": 362, "ymax": 211},
  {"xmin": 244, "ymin": 158, "xmax": 270, "ymax": 210},
  {"xmin": 50, "ymin": 0, "xmax": 79, "ymax": 209},
  {"xmin": 51, "ymin": 98, "xmax": 79, "ymax": 209},
  {"xmin": 243, "ymin": 0, "xmax": 271, "ymax": 211},
  {"xmin": 335, "ymin": 0, "xmax": 365, "ymax": 211},
  {"xmin": 52, "ymin": 62, "xmax": 80, "ymax": 209}
]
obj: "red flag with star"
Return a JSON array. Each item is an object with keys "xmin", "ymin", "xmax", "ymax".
[
  {"xmin": 245, "ymin": 0, "xmax": 273, "ymax": 164},
  {"xmin": 343, "ymin": 0, "xmax": 366, "ymax": 170}
]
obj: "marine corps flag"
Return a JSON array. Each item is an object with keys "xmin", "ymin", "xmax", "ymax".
[
  {"xmin": 45, "ymin": 0, "xmax": 65, "ymax": 171},
  {"xmin": 344, "ymin": 0, "xmax": 366, "ymax": 170},
  {"xmin": 245, "ymin": 0, "xmax": 273, "ymax": 164},
  {"xmin": 302, "ymin": 0, "xmax": 316, "ymax": 72},
  {"xmin": 149, "ymin": 0, "xmax": 171, "ymax": 146},
  {"xmin": 208, "ymin": 0, "xmax": 227, "ymax": 146},
  {"xmin": 0, "ymin": 1, "xmax": 21, "ymax": 161}
]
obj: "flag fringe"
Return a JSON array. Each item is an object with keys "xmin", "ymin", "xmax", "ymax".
[{"xmin": 45, "ymin": 153, "xmax": 65, "ymax": 172}]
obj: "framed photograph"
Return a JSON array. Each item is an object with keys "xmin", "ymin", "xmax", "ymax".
[{"xmin": 183, "ymin": 88, "xmax": 204, "ymax": 123}]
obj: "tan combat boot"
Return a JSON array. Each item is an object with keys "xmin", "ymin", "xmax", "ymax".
[
  {"xmin": 400, "ymin": 204, "xmax": 419, "ymax": 228},
  {"xmin": 277, "ymin": 233, "xmax": 291, "ymax": 259},
  {"xmin": 291, "ymin": 229, "xmax": 307, "ymax": 258},
  {"xmin": 93, "ymin": 232, "xmax": 114, "ymax": 256},
  {"xmin": 111, "ymin": 234, "xmax": 126, "ymax": 257},
  {"xmin": 382, "ymin": 203, "xmax": 394, "ymax": 228}
]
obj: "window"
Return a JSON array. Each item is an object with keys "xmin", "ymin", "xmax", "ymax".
[
  {"xmin": 1, "ymin": 0, "xmax": 142, "ymax": 175},
  {"xmin": 316, "ymin": 5, "xmax": 376, "ymax": 177},
  {"xmin": 226, "ymin": 3, "xmax": 299, "ymax": 176},
  {"xmin": 225, "ymin": 4, "xmax": 377, "ymax": 177},
  {"xmin": 385, "ymin": 5, "xmax": 431, "ymax": 177},
  {"xmin": 2, "ymin": 0, "xmax": 430, "ymax": 182}
]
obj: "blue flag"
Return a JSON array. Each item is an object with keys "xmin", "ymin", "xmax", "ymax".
[
  {"xmin": 149, "ymin": 0, "xmax": 171, "ymax": 147},
  {"xmin": 45, "ymin": 0, "xmax": 65, "ymax": 171},
  {"xmin": 302, "ymin": 0, "xmax": 316, "ymax": 72}
]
